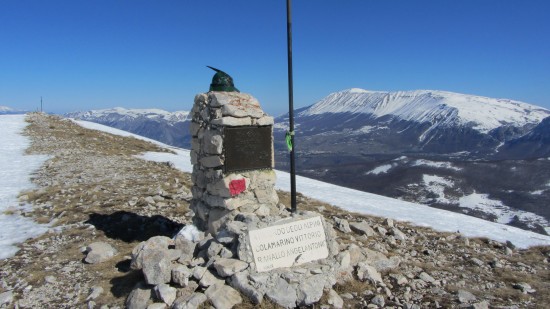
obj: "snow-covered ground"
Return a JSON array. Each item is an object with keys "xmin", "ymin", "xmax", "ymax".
[
  {"xmin": 459, "ymin": 193, "xmax": 550, "ymax": 230},
  {"xmin": 412, "ymin": 159, "xmax": 462, "ymax": 171},
  {"xmin": 74, "ymin": 119, "xmax": 550, "ymax": 248},
  {"xmin": 366, "ymin": 164, "xmax": 393, "ymax": 175},
  {"xmin": 0, "ymin": 115, "xmax": 50, "ymax": 259},
  {"xmin": 422, "ymin": 175, "xmax": 455, "ymax": 204}
]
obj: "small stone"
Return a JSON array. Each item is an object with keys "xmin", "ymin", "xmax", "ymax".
[
  {"xmin": 85, "ymin": 242, "xmax": 118, "ymax": 264},
  {"xmin": 505, "ymin": 247, "xmax": 513, "ymax": 256},
  {"xmin": 213, "ymin": 258, "xmax": 249, "ymax": 277},
  {"xmin": 376, "ymin": 226, "xmax": 387, "ymax": 235},
  {"xmin": 200, "ymin": 156, "xmax": 223, "ymax": 168},
  {"xmin": 390, "ymin": 227, "xmax": 407, "ymax": 241},
  {"xmin": 349, "ymin": 221, "xmax": 375, "ymax": 236},
  {"xmin": 126, "ymin": 282, "xmax": 153, "ymax": 309},
  {"xmin": 383, "ymin": 218, "xmax": 394, "ymax": 228},
  {"xmin": 469, "ymin": 301, "xmax": 490, "ymax": 309},
  {"xmin": 155, "ymin": 283, "xmax": 177, "ymax": 306},
  {"xmin": 356, "ymin": 262, "xmax": 384, "ymax": 286},
  {"xmin": 0, "ymin": 290, "xmax": 13, "ymax": 306},
  {"xmin": 146, "ymin": 304, "xmax": 167, "ymax": 309},
  {"xmin": 230, "ymin": 272, "xmax": 263, "ymax": 304},
  {"xmin": 418, "ymin": 272, "xmax": 436, "ymax": 284},
  {"xmin": 199, "ymin": 270, "xmax": 224, "ymax": 288},
  {"xmin": 470, "ymin": 258, "xmax": 484, "ymax": 267},
  {"xmin": 45, "ymin": 275, "xmax": 57, "ymax": 284},
  {"xmin": 327, "ymin": 289, "xmax": 343, "ymax": 309},
  {"xmin": 142, "ymin": 250, "xmax": 172, "ymax": 285},
  {"xmin": 172, "ymin": 292, "xmax": 207, "ymax": 309},
  {"xmin": 256, "ymin": 116, "xmax": 274, "ymax": 126},
  {"xmin": 211, "ymin": 116, "xmax": 252, "ymax": 127},
  {"xmin": 128, "ymin": 197, "xmax": 139, "ymax": 206},
  {"xmin": 265, "ymin": 277, "xmax": 297, "ymax": 308},
  {"xmin": 86, "ymin": 286, "xmax": 104, "ymax": 301},
  {"xmin": 205, "ymin": 283, "xmax": 243, "ymax": 309},
  {"xmin": 297, "ymin": 274, "xmax": 326, "ymax": 305},
  {"xmin": 333, "ymin": 217, "xmax": 352, "ymax": 233},
  {"xmin": 457, "ymin": 290, "xmax": 477, "ymax": 303},
  {"xmin": 370, "ymin": 294, "xmax": 385, "ymax": 307},
  {"xmin": 512, "ymin": 282, "xmax": 536, "ymax": 294},
  {"xmin": 172, "ymin": 265, "xmax": 192, "ymax": 287}
]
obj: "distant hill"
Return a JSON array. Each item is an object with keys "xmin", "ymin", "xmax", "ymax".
[
  {"xmin": 65, "ymin": 107, "xmax": 192, "ymax": 149},
  {"xmin": 0, "ymin": 105, "xmax": 28, "ymax": 115}
]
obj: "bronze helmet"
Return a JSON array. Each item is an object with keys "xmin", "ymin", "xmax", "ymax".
[{"xmin": 207, "ymin": 66, "xmax": 239, "ymax": 92}]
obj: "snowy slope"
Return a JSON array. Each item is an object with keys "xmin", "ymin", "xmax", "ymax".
[
  {"xmin": 0, "ymin": 115, "xmax": 50, "ymax": 259},
  {"xmin": 75, "ymin": 120, "xmax": 550, "ymax": 249},
  {"xmin": 66, "ymin": 107, "xmax": 193, "ymax": 149},
  {"xmin": 301, "ymin": 89, "xmax": 550, "ymax": 133}
]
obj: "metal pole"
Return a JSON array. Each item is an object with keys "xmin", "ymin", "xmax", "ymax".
[
  {"xmin": 40, "ymin": 96, "xmax": 43, "ymax": 112},
  {"xmin": 286, "ymin": 0, "xmax": 297, "ymax": 212}
]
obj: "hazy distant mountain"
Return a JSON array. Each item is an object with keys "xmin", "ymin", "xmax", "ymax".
[
  {"xmin": 0, "ymin": 106, "xmax": 27, "ymax": 115},
  {"xmin": 65, "ymin": 107, "xmax": 192, "ymax": 148}
]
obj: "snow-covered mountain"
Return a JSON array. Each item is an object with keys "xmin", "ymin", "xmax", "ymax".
[
  {"xmin": 276, "ymin": 88, "xmax": 550, "ymax": 158},
  {"xmin": 273, "ymin": 89, "xmax": 550, "ymax": 234},
  {"xmin": 65, "ymin": 107, "xmax": 192, "ymax": 148},
  {"xmin": 303, "ymin": 89, "xmax": 548, "ymax": 133},
  {"xmin": 0, "ymin": 105, "xmax": 27, "ymax": 115}
]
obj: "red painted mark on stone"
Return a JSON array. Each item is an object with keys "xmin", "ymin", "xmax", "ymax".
[{"xmin": 229, "ymin": 179, "xmax": 246, "ymax": 196}]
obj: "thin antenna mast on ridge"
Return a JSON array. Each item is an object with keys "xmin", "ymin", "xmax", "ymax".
[{"xmin": 41, "ymin": 96, "xmax": 43, "ymax": 112}]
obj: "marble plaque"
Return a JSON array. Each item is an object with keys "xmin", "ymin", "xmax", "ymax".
[{"xmin": 248, "ymin": 216, "xmax": 328, "ymax": 272}]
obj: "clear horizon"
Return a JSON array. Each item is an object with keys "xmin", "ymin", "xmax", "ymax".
[{"xmin": 1, "ymin": 0, "xmax": 549, "ymax": 115}]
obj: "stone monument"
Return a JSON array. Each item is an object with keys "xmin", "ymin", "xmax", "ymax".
[
  {"xmin": 124, "ymin": 68, "xmax": 343, "ymax": 307},
  {"xmin": 189, "ymin": 88, "xmax": 280, "ymax": 235},
  {"xmin": 126, "ymin": 70, "xmax": 359, "ymax": 308}
]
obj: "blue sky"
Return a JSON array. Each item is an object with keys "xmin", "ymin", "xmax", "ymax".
[{"xmin": 1, "ymin": 0, "xmax": 549, "ymax": 115}]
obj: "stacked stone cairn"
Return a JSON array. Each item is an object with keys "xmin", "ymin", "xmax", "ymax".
[
  {"xmin": 188, "ymin": 91, "xmax": 280, "ymax": 235},
  {"xmin": 127, "ymin": 92, "xmax": 354, "ymax": 309}
]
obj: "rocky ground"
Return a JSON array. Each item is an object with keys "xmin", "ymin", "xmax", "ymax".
[{"xmin": 0, "ymin": 113, "xmax": 549, "ymax": 308}]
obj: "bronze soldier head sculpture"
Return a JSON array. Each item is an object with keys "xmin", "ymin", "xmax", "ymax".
[{"xmin": 207, "ymin": 66, "xmax": 239, "ymax": 92}]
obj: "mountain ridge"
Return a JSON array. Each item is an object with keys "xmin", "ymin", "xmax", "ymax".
[
  {"xmin": 301, "ymin": 88, "xmax": 550, "ymax": 134},
  {"xmin": 65, "ymin": 107, "xmax": 192, "ymax": 148}
]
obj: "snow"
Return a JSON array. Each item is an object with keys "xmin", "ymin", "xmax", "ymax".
[
  {"xmin": 366, "ymin": 164, "xmax": 393, "ymax": 175},
  {"xmin": 175, "ymin": 225, "xmax": 201, "ymax": 242},
  {"xmin": 412, "ymin": 159, "xmax": 462, "ymax": 171},
  {"xmin": 301, "ymin": 89, "xmax": 550, "ymax": 134},
  {"xmin": 67, "ymin": 107, "xmax": 190, "ymax": 123},
  {"xmin": 273, "ymin": 122, "xmax": 290, "ymax": 131},
  {"xmin": 423, "ymin": 175, "xmax": 455, "ymax": 204},
  {"xmin": 71, "ymin": 120, "xmax": 550, "ymax": 249},
  {"xmin": 0, "ymin": 115, "xmax": 50, "ymax": 260},
  {"xmin": 459, "ymin": 193, "xmax": 549, "ymax": 228}
]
